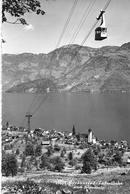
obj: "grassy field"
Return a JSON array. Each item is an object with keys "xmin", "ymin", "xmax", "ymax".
[{"xmin": 2, "ymin": 167, "xmax": 130, "ymax": 194}]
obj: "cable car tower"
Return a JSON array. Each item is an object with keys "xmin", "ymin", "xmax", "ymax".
[
  {"xmin": 25, "ymin": 112, "xmax": 32, "ymax": 134},
  {"xmin": 95, "ymin": 10, "xmax": 107, "ymax": 41}
]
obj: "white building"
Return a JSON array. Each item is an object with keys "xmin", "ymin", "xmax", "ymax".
[
  {"xmin": 88, "ymin": 129, "xmax": 96, "ymax": 144},
  {"xmin": 88, "ymin": 129, "xmax": 93, "ymax": 143}
]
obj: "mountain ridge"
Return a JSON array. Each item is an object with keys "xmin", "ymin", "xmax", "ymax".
[{"xmin": 2, "ymin": 42, "xmax": 130, "ymax": 93}]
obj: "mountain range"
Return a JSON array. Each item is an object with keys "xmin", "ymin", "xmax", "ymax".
[{"xmin": 2, "ymin": 42, "xmax": 130, "ymax": 93}]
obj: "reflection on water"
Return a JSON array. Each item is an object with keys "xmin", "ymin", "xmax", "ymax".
[{"xmin": 2, "ymin": 92, "xmax": 130, "ymax": 144}]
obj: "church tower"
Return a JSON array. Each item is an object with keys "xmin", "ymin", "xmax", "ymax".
[{"xmin": 88, "ymin": 128, "xmax": 93, "ymax": 143}]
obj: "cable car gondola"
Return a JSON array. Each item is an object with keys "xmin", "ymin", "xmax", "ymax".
[{"xmin": 95, "ymin": 10, "xmax": 107, "ymax": 41}]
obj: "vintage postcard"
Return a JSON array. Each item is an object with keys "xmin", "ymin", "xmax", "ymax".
[{"xmin": 1, "ymin": 0, "xmax": 130, "ymax": 193}]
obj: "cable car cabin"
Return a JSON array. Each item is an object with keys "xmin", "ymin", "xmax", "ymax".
[
  {"xmin": 95, "ymin": 10, "xmax": 107, "ymax": 41},
  {"xmin": 95, "ymin": 27, "xmax": 107, "ymax": 40}
]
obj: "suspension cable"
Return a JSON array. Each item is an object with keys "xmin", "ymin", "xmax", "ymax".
[
  {"xmin": 69, "ymin": 0, "xmax": 97, "ymax": 44},
  {"xmin": 81, "ymin": 20, "xmax": 98, "ymax": 45},
  {"xmin": 63, "ymin": 0, "xmax": 85, "ymax": 46},
  {"xmin": 31, "ymin": 93, "xmax": 48, "ymax": 116},
  {"xmin": 20, "ymin": 0, "xmax": 80, "ymax": 126},
  {"xmin": 61, "ymin": 0, "xmax": 112, "ymax": 78},
  {"xmin": 27, "ymin": 94, "xmax": 44, "ymax": 114},
  {"xmin": 81, "ymin": 0, "xmax": 112, "ymax": 46},
  {"xmin": 20, "ymin": 0, "xmax": 112, "ymax": 128},
  {"xmin": 56, "ymin": 0, "xmax": 79, "ymax": 49}
]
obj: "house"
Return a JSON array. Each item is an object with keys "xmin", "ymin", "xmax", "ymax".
[
  {"xmin": 42, "ymin": 140, "xmax": 50, "ymax": 146},
  {"xmin": 50, "ymin": 138, "xmax": 58, "ymax": 148},
  {"xmin": 122, "ymin": 152, "xmax": 130, "ymax": 164}
]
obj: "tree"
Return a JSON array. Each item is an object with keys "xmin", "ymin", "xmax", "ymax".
[
  {"xmin": 98, "ymin": 153, "xmax": 105, "ymax": 164},
  {"xmin": 2, "ymin": 153, "xmax": 18, "ymax": 176},
  {"xmin": 68, "ymin": 151, "xmax": 73, "ymax": 161},
  {"xmin": 50, "ymin": 156, "xmax": 65, "ymax": 172},
  {"xmin": 69, "ymin": 158, "xmax": 77, "ymax": 167},
  {"xmin": 25, "ymin": 143, "xmax": 34, "ymax": 156},
  {"xmin": 81, "ymin": 162, "xmax": 91, "ymax": 174},
  {"xmin": 92, "ymin": 145, "xmax": 101, "ymax": 156},
  {"xmin": 16, "ymin": 148, "xmax": 20, "ymax": 155},
  {"xmin": 40, "ymin": 154, "xmax": 49, "ymax": 169},
  {"xmin": 21, "ymin": 153, "xmax": 26, "ymax": 168},
  {"xmin": 35, "ymin": 144, "xmax": 42, "ymax": 157},
  {"xmin": 46, "ymin": 146, "xmax": 53, "ymax": 156},
  {"xmin": 60, "ymin": 147, "xmax": 66, "ymax": 158},
  {"xmin": 81, "ymin": 149, "xmax": 97, "ymax": 173},
  {"xmin": 113, "ymin": 151, "xmax": 123, "ymax": 166},
  {"xmin": 60, "ymin": 150, "xmax": 65, "ymax": 158},
  {"xmin": 2, "ymin": 0, "xmax": 45, "ymax": 25},
  {"xmin": 72, "ymin": 125, "xmax": 76, "ymax": 136},
  {"xmin": 76, "ymin": 133, "xmax": 80, "ymax": 142}
]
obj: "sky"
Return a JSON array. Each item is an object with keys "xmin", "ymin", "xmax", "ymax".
[{"xmin": 2, "ymin": 0, "xmax": 130, "ymax": 54}]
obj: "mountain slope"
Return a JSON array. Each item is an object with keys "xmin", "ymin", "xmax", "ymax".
[
  {"xmin": 2, "ymin": 42, "xmax": 130, "ymax": 93},
  {"xmin": 6, "ymin": 78, "xmax": 57, "ymax": 93}
]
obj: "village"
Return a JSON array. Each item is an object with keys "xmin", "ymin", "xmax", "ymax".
[
  {"xmin": 2, "ymin": 122, "xmax": 130, "ymax": 172},
  {"xmin": 2, "ymin": 123, "xmax": 130, "ymax": 193}
]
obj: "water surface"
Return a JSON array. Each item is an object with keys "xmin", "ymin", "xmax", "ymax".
[{"xmin": 2, "ymin": 92, "xmax": 130, "ymax": 144}]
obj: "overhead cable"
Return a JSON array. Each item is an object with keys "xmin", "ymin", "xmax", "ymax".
[
  {"xmin": 69, "ymin": 0, "xmax": 97, "ymax": 44},
  {"xmin": 81, "ymin": 0, "xmax": 112, "ymax": 46},
  {"xmin": 21, "ymin": 0, "xmax": 80, "ymax": 124},
  {"xmin": 56, "ymin": 0, "xmax": 79, "ymax": 48},
  {"xmin": 31, "ymin": 93, "xmax": 48, "ymax": 116},
  {"xmin": 63, "ymin": 0, "xmax": 85, "ymax": 46},
  {"xmin": 62, "ymin": 0, "xmax": 112, "ymax": 78}
]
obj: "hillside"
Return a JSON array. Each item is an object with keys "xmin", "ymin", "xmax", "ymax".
[
  {"xmin": 2, "ymin": 42, "xmax": 130, "ymax": 93},
  {"xmin": 6, "ymin": 78, "xmax": 57, "ymax": 93}
]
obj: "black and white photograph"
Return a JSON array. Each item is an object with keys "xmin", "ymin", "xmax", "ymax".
[{"xmin": 1, "ymin": 0, "xmax": 130, "ymax": 193}]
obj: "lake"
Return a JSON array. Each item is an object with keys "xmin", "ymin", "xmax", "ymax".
[{"xmin": 2, "ymin": 92, "xmax": 130, "ymax": 144}]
